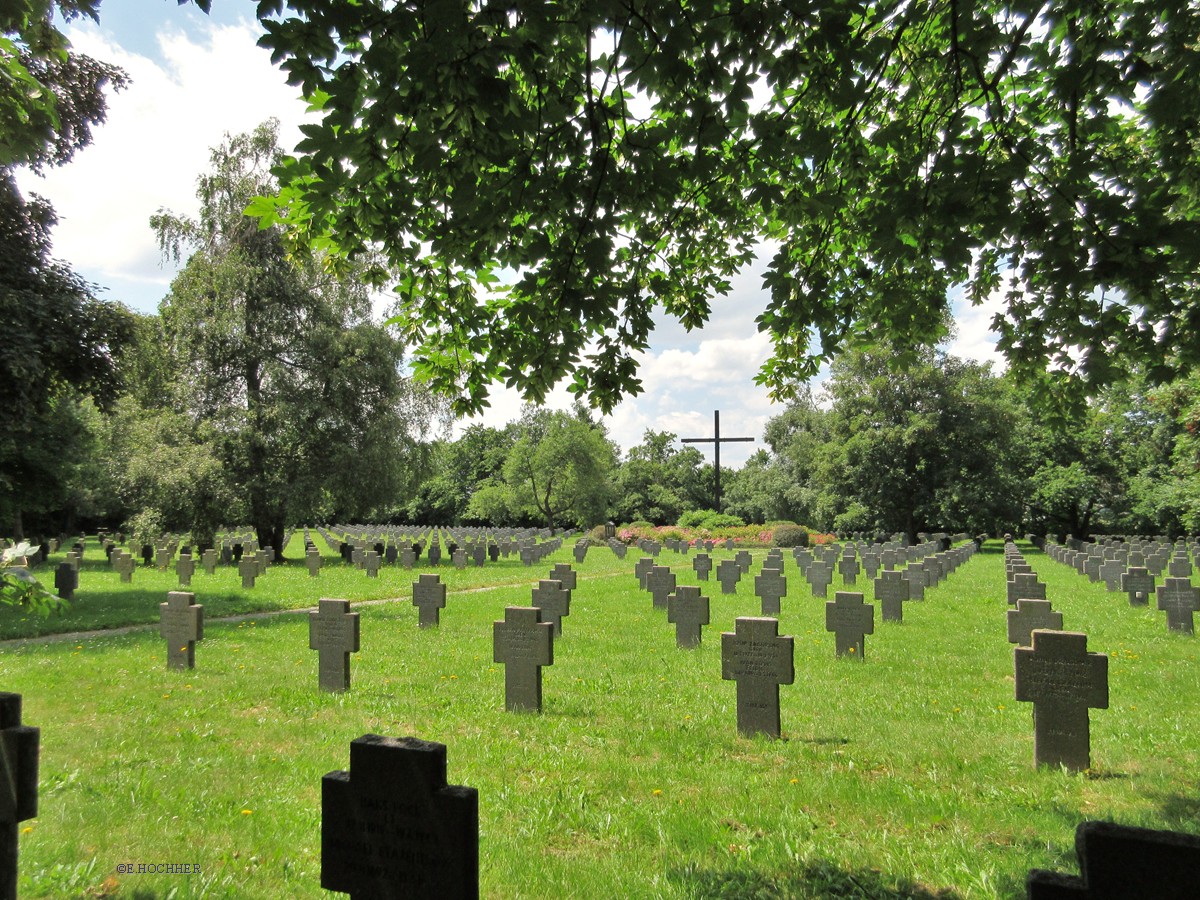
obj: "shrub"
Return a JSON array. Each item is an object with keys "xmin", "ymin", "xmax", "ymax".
[
  {"xmin": 773, "ymin": 524, "xmax": 809, "ymax": 548},
  {"xmin": 588, "ymin": 525, "xmax": 608, "ymax": 546},
  {"xmin": 675, "ymin": 511, "xmax": 709, "ymax": 529},
  {"xmin": 766, "ymin": 520, "xmax": 798, "ymax": 527},
  {"xmin": 699, "ymin": 512, "xmax": 745, "ymax": 529}
]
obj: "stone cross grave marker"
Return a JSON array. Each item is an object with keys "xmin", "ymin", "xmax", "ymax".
[
  {"xmin": 428, "ymin": 544, "xmax": 443, "ymax": 567},
  {"xmin": 634, "ymin": 557, "xmax": 655, "ymax": 589},
  {"xmin": 531, "ymin": 580, "xmax": 570, "ymax": 636},
  {"xmin": 385, "ymin": 545, "xmax": 398, "ymax": 566},
  {"xmin": 307, "ymin": 550, "xmax": 322, "ymax": 578},
  {"xmin": 734, "ymin": 549, "xmax": 753, "ymax": 573},
  {"xmin": 1014, "ymin": 629, "xmax": 1108, "ymax": 771},
  {"xmin": 155, "ymin": 547, "xmax": 170, "ymax": 569},
  {"xmin": 309, "ymin": 599, "xmax": 361, "ymax": 692},
  {"xmin": 806, "ymin": 561, "xmax": 833, "ymax": 598},
  {"xmin": 0, "ymin": 693, "xmax": 38, "ymax": 900},
  {"xmin": 861, "ymin": 552, "xmax": 880, "ymax": 579},
  {"xmin": 875, "ymin": 570, "xmax": 908, "ymax": 623},
  {"xmin": 519, "ymin": 547, "xmax": 533, "ymax": 567},
  {"xmin": 322, "ymin": 734, "xmax": 478, "ymax": 899},
  {"xmin": 53, "ymin": 562, "xmax": 77, "ymax": 601},
  {"xmin": 176, "ymin": 554, "xmax": 195, "ymax": 587},
  {"xmin": 692, "ymin": 553, "xmax": 712, "ymax": 581},
  {"xmin": 667, "ymin": 586, "xmax": 710, "ymax": 649},
  {"xmin": 200, "ymin": 548, "xmax": 217, "ymax": 575},
  {"xmin": 238, "ymin": 557, "xmax": 257, "ymax": 589},
  {"xmin": 838, "ymin": 555, "xmax": 859, "ymax": 585},
  {"xmin": 159, "ymin": 591, "xmax": 203, "ymax": 670},
  {"xmin": 754, "ymin": 568, "xmax": 787, "ymax": 616},
  {"xmin": 825, "ymin": 591, "xmax": 874, "ymax": 659},
  {"xmin": 1120, "ymin": 567, "xmax": 1155, "ymax": 606},
  {"xmin": 573, "ymin": 543, "xmax": 587, "ymax": 563},
  {"xmin": 903, "ymin": 567, "xmax": 926, "ymax": 601},
  {"xmin": 113, "ymin": 551, "xmax": 134, "ymax": 583},
  {"xmin": 1168, "ymin": 552, "xmax": 1192, "ymax": 578},
  {"xmin": 1007, "ymin": 599, "xmax": 1064, "ymax": 647},
  {"xmin": 472, "ymin": 545, "xmax": 485, "ymax": 567},
  {"xmin": 400, "ymin": 547, "xmax": 416, "ymax": 569},
  {"xmin": 1100, "ymin": 558, "xmax": 1125, "ymax": 592},
  {"xmin": 1155, "ymin": 577, "xmax": 1199, "ymax": 634},
  {"xmin": 452, "ymin": 549, "xmax": 467, "ymax": 570},
  {"xmin": 364, "ymin": 551, "xmax": 381, "ymax": 579},
  {"xmin": 549, "ymin": 563, "xmax": 576, "ymax": 592},
  {"xmin": 716, "ymin": 559, "xmax": 741, "ymax": 594},
  {"xmin": 721, "ymin": 617, "xmax": 795, "ymax": 738},
  {"xmin": 1006, "ymin": 572, "xmax": 1046, "ymax": 606},
  {"xmin": 493, "ymin": 607, "xmax": 554, "ymax": 713},
  {"xmin": 412, "ymin": 574, "xmax": 447, "ymax": 629},
  {"xmin": 646, "ymin": 566, "xmax": 677, "ymax": 610}
]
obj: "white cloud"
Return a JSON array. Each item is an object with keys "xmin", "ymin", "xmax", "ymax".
[
  {"xmin": 15, "ymin": 19, "xmax": 311, "ymax": 312},
  {"xmin": 948, "ymin": 289, "xmax": 1008, "ymax": 370}
]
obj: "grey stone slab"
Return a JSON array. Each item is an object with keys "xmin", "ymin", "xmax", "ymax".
[
  {"xmin": 716, "ymin": 559, "xmax": 741, "ymax": 594},
  {"xmin": 1014, "ymin": 630, "xmax": 1108, "ymax": 771},
  {"xmin": 692, "ymin": 553, "xmax": 712, "ymax": 581},
  {"xmin": 1120, "ymin": 567, "xmax": 1155, "ymax": 606},
  {"xmin": 531, "ymin": 580, "xmax": 570, "ymax": 636},
  {"xmin": 53, "ymin": 562, "xmax": 77, "ymax": 601},
  {"xmin": 721, "ymin": 617, "xmax": 794, "ymax": 738},
  {"xmin": 806, "ymin": 562, "xmax": 833, "ymax": 598},
  {"xmin": 667, "ymin": 586, "xmax": 710, "ymax": 649},
  {"xmin": 309, "ymin": 598, "xmax": 360, "ymax": 692},
  {"xmin": 825, "ymin": 591, "xmax": 874, "ymax": 659},
  {"xmin": 874, "ymin": 570, "xmax": 907, "ymax": 623},
  {"xmin": 754, "ymin": 569, "xmax": 787, "ymax": 617},
  {"xmin": 493, "ymin": 607, "xmax": 554, "ymax": 713},
  {"xmin": 1007, "ymin": 572, "xmax": 1046, "ymax": 606},
  {"xmin": 412, "ymin": 574, "xmax": 447, "ymax": 629},
  {"xmin": 239, "ymin": 557, "xmax": 257, "ymax": 589},
  {"xmin": 159, "ymin": 591, "xmax": 203, "ymax": 670},
  {"xmin": 1007, "ymin": 599, "xmax": 1064, "ymax": 647},
  {"xmin": 646, "ymin": 566, "xmax": 677, "ymax": 610},
  {"xmin": 549, "ymin": 563, "xmax": 576, "ymax": 592},
  {"xmin": 307, "ymin": 551, "xmax": 322, "ymax": 578},
  {"xmin": 176, "ymin": 554, "xmax": 195, "ymax": 587},
  {"xmin": 1156, "ymin": 577, "xmax": 1199, "ymax": 634}
]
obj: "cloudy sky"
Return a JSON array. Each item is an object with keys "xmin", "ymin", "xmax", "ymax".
[{"xmin": 17, "ymin": 1, "xmax": 1006, "ymax": 467}]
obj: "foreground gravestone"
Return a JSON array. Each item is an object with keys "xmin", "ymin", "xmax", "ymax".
[
  {"xmin": 1026, "ymin": 820, "xmax": 1200, "ymax": 900},
  {"xmin": 825, "ymin": 591, "xmax": 874, "ymax": 659},
  {"xmin": 309, "ymin": 599, "xmax": 361, "ymax": 692},
  {"xmin": 875, "ymin": 570, "xmax": 908, "ymax": 623},
  {"xmin": 1155, "ymin": 577, "xmax": 1199, "ymax": 634},
  {"xmin": 1014, "ymin": 630, "xmax": 1108, "ymax": 771},
  {"xmin": 530, "ymin": 580, "xmax": 570, "ymax": 636},
  {"xmin": 322, "ymin": 734, "xmax": 478, "ymax": 900},
  {"xmin": 1007, "ymin": 599, "xmax": 1064, "ymax": 648},
  {"xmin": 721, "ymin": 617, "xmax": 795, "ymax": 738},
  {"xmin": 667, "ymin": 586, "xmax": 710, "ymax": 649},
  {"xmin": 0, "ymin": 693, "xmax": 38, "ymax": 900},
  {"xmin": 412, "ymin": 574, "xmax": 447, "ymax": 629},
  {"xmin": 692, "ymin": 553, "xmax": 712, "ymax": 581},
  {"xmin": 159, "ymin": 591, "xmax": 203, "ymax": 670},
  {"xmin": 493, "ymin": 607, "xmax": 554, "ymax": 712}
]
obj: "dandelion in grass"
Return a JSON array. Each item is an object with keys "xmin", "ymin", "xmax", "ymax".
[
  {"xmin": 790, "ymin": 778, "xmax": 798, "ymax": 785},
  {"xmin": 21, "ymin": 826, "xmax": 32, "ymax": 835},
  {"xmin": 241, "ymin": 809, "xmax": 253, "ymax": 816},
  {"xmin": 652, "ymin": 789, "xmax": 662, "ymax": 796}
]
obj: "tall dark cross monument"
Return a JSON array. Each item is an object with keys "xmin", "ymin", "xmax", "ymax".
[{"xmin": 680, "ymin": 410, "xmax": 754, "ymax": 513}]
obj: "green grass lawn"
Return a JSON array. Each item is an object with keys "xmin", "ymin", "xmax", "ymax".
[{"xmin": 1, "ymin": 539, "xmax": 1196, "ymax": 898}]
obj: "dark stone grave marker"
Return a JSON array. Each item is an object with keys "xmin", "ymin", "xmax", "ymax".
[
  {"xmin": 0, "ymin": 693, "xmax": 38, "ymax": 900},
  {"xmin": 530, "ymin": 579, "xmax": 570, "ymax": 635},
  {"xmin": 716, "ymin": 559, "xmax": 741, "ymax": 594},
  {"xmin": 53, "ymin": 562, "xmax": 77, "ymax": 601},
  {"xmin": 176, "ymin": 554, "xmax": 195, "ymax": 587},
  {"xmin": 754, "ymin": 568, "xmax": 787, "ymax": 616},
  {"xmin": 646, "ymin": 566, "xmax": 677, "ymax": 610},
  {"xmin": 692, "ymin": 553, "xmax": 712, "ymax": 581},
  {"xmin": 1120, "ymin": 567, "xmax": 1155, "ymax": 606},
  {"xmin": 239, "ymin": 557, "xmax": 257, "ymax": 589},
  {"xmin": 875, "ymin": 570, "xmax": 907, "ymax": 623},
  {"xmin": 321, "ymin": 734, "xmax": 478, "ymax": 899}
]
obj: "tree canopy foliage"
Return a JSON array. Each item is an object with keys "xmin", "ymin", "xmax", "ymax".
[{"xmin": 249, "ymin": 0, "xmax": 1200, "ymax": 415}]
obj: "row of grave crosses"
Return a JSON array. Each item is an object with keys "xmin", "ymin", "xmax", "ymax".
[{"xmin": 1039, "ymin": 536, "xmax": 1200, "ymax": 635}]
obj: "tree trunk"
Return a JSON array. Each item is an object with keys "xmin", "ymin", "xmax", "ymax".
[{"xmin": 11, "ymin": 510, "xmax": 23, "ymax": 543}]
